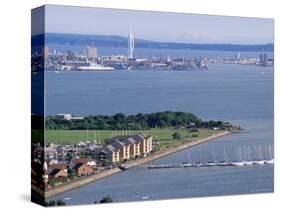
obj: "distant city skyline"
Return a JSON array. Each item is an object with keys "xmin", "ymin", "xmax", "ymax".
[{"xmin": 37, "ymin": 5, "xmax": 273, "ymax": 45}]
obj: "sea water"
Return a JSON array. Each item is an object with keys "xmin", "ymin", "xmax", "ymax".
[{"xmin": 45, "ymin": 51, "xmax": 273, "ymax": 204}]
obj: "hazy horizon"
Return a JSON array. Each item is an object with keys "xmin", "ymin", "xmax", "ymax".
[
  {"xmin": 39, "ymin": 32, "xmax": 273, "ymax": 46},
  {"xmin": 32, "ymin": 5, "xmax": 274, "ymax": 45}
]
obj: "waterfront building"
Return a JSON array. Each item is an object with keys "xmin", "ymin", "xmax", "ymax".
[
  {"xmin": 109, "ymin": 139, "xmax": 131, "ymax": 161},
  {"xmin": 93, "ymin": 133, "xmax": 153, "ymax": 164},
  {"xmin": 49, "ymin": 168, "xmax": 68, "ymax": 179},
  {"xmin": 74, "ymin": 163, "xmax": 94, "ymax": 176},
  {"xmin": 128, "ymin": 25, "xmax": 135, "ymax": 59},
  {"xmin": 132, "ymin": 134, "xmax": 152, "ymax": 156},
  {"xmin": 42, "ymin": 46, "xmax": 49, "ymax": 59},
  {"xmin": 97, "ymin": 145, "xmax": 120, "ymax": 164},
  {"xmin": 124, "ymin": 137, "xmax": 141, "ymax": 158},
  {"xmin": 67, "ymin": 50, "xmax": 77, "ymax": 61},
  {"xmin": 48, "ymin": 163, "xmax": 68, "ymax": 181},
  {"xmin": 106, "ymin": 136, "xmax": 140, "ymax": 158},
  {"xmin": 55, "ymin": 113, "xmax": 84, "ymax": 121},
  {"xmin": 69, "ymin": 158, "xmax": 97, "ymax": 169},
  {"xmin": 86, "ymin": 46, "xmax": 97, "ymax": 59},
  {"xmin": 259, "ymin": 53, "xmax": 268, "ymax": 66},
  {"xmin": 48, "ymin": 163, "xmax": 68, "ymax": 174}
]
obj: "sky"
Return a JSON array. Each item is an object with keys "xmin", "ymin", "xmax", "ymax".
[{"xmin": 38, "ymin": 5, "xmax": 274, "ymax": 44}]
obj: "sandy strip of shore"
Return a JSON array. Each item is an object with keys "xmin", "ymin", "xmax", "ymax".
[{"xmin": 45, "ymin": 130, "xmax": 231, "ymax": 199}]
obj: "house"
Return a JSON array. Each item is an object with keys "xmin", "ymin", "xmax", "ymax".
[
  {"xmin": 74, "ymin": 163, "xmax": 93, "ymax": 176},
  {"xmin": 110, "ymin": 139, "xmax": 130, "ymax": 161},
  {"xmin": 49, "ymin": 168, "xmax": 68, "ymax": 179},
  {"xmin": 106, "ymin": 136, "xmax": 141, "ymax": 158},
  {"xmin": 69, "ymin": 158, "xmax": 96, "ymax": 169},
  {"xmin": 103, "ymin": 145, "xmax": 120, "ymax": 163},
  {"xmin": 123, "ymin": 137, "xmax": 141, "ymax": 158},
  {"xmin": 93, "ymin": 133, "xmax": 153, "ymax": 164},
  {"xmin": 48, "ymin": 163, "xmax": 68, "ymax": 180},
  {"xmin": 93, "ymin": 145, "xmax": 120, "ymax": 164},
  {"xmin": 132, "ymin": 133, "xmax": 153, "ymax": 156},
  {"xmin": 105, "ymin": 134, "xmax": 153, "ymax": 158}
]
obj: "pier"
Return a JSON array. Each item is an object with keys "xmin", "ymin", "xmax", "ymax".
[{"xmin": 147, "ymin": 159, "xmax": 274, "ymax": 169}]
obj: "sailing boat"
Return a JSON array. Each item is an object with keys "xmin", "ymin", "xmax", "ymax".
[
  {"xmin": 250, "ymin": 146, "xmax": 265, "ymax": 165},
  {"xmin": 181, "ymin": 151, "xmax": 193, "ymax": 167},
  {"xmin": 253, "ymin": 145, "xmax": 265, "ymax": 165},
  {"xmin": 205, "ymin": 149, "xmax": 217, "ymax": 167},
  {"xmin": 243, "ymin": 146, "xmax": 253, "ymax": 165},
  {"xmin": 231, "ymin": 146, "xmax": 244, "ymax": 166},
  {"xmin": 217, "ymin": 147, "xmax": 230, "ymax": 166},
  {"xmin": 264, "ymin": 144, "xmax": 274, "ymax": 164}
]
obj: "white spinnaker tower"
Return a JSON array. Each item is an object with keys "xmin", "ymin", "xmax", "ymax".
[{"xmin": 128, "ymin": 25, "xmax": 135, "ymax": 59}]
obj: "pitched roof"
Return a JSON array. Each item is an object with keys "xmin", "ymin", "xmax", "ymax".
[
  {"xmin": 71, "ymin": 158, "xmax": 94, "ymax": 166},
  {"xmin": 49, "ymin": 168, "xmax": 65, "ymax": 177},
  {"xmin": 110, "ymin": 140, "xmax": 126, "ymax": 150},
  {"xmin": 105, "ymin": 136, "xmax": 127, "ymax": 145},
  {"xmin": 127, "ymin": 137, "xmax": 138, "ymax": 144},
  {"xmin": 102, "ymin": 145, "xmax": 119, "ymax": 154},
  {"xmin": 49, "ymin": 163, "xmax": 67, "ymax": 170},
  {"xmin": 74, "ymin": 162, "xmax": 85, "ymax": 170},
  {"xmin": 132, "ymin": 134, "xmax": 145, "ymax": 143}
]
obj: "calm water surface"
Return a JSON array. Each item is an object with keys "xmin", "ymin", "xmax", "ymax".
[{"xmin": 46, "ymin": 61, "xmax": 274, "ymax": 204}]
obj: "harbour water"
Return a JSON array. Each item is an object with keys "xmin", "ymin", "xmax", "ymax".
[{"xmin": 45, "ymin": 51, "xmax": 274, "ymax": 204}]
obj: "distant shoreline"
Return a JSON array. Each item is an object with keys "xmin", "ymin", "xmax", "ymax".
[
  {"xmin": 32, "ymin": 33, "xmax": 274, "ymax": 52},
  {"xmin": 45, "ymin": 130, "xmax": 232, "ymax": 199}
]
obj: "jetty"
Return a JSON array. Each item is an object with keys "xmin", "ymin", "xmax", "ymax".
[{"xmin": 147, "ymin": 159, "xmax": 274, "ymax": 169}]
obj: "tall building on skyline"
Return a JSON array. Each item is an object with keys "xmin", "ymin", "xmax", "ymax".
[
  {"xmin": 86, "ymin": 46, "xmax": 97, "ymax": 59},
  {"xmin": 237, "ymin": 52, "xmax": 240, "ymax": 60},
  {"xmin": 42, "ymin": 46, "xmax": 49, "ymax": 59},
  {"xmin": 128, "ymin": 25, "xmax": 135, "ymax": 59}
]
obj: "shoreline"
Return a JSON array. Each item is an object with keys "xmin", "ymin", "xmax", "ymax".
[{"xmin": 45, "ymin": 130, "xmax": 231, "ymax": 199}]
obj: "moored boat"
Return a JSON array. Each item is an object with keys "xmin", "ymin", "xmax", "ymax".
[{"xmin": 264, "ymin": 159, "xmax": 274, "ymax": 164}]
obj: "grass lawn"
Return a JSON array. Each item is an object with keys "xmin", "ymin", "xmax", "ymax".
[{"xmin": 45, "ymin": 128, "xmax": 222, "ymax": 147}]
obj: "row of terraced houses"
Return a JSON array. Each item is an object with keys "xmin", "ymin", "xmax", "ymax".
[{"xmin": 94, "ymin": 133, "xmax": 153, "ymax": 164}]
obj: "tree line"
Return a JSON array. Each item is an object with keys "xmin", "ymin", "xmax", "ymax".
[{"xmin": 45, "ymin": 111, "xmax": 231, "ymax": 130}]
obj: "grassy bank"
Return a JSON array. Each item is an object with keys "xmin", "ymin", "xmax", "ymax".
[{"xmin": 45, "ymin": 128, "xmax": 220, "ymax": 147}]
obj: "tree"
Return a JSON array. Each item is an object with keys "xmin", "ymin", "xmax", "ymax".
[
  {"xmin": 49, "ymin": 178, "xmax": 56, "ymax": 187},
  {"xmin": 44, "ymin": 199, "xmax": 66, "ymax": 207},
  {"xmin": 46, "ymin": 111, "xmax": 230, "ymax": 131},
  {"xmin": 47, "ymin": 200, "xmax": 56, "ymax": 206},
  {"xmin": 56, "ymin": 199, "xmax": 66, "ymax": 206},
  {"xmin": 172, "ymin": 131, "xmax": 181, "ymax": 140},
  {"xmin": 99, "ymin": 195, "xmax": 113, "ymax": 203}
]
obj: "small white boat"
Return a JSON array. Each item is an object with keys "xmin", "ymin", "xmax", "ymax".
[
  {"xmin": 141, "ymin": 196, "xmax": 149, "ymax": 200},
  {"xmin": 253, "ymin": 160, "xmax": 265, "ymax": 165},
  {"xmin": 231, "ymin": 161, "xmax": 245, "ymax": 166},
  {"xmin": 243, "ymin": 161, "xmax": 254, "ymax": 166},
  {"xmin": 264, "ymin": 159, "xmax": 274, "ymax": 164},
  {"xmin": 217, "ymin": 161, "xmax": 230, "ymax": 166},
  {"xmin": 181, "ymin": 163, "xmax": 193, "ymax": 167},
  {"xmin": 194, "ymin": 162, "xmax": 204, "ymax": 167},
  {"xmin": 205, "ymin": 162, "xmax": 217, "ymax": 167},
  {"xmin": 77, "ymin": 63, "xmax": 114, "ymax": 71},
  {"xmin": 64, "ymin": 197, "xmax": 72, "ymax": 200}
]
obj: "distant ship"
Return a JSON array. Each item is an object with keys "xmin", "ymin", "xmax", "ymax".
[{"xmin": 77, "ymin": 63, "xmax": 114, "ymax": 71}]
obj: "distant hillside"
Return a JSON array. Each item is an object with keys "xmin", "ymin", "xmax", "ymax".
[{"xmin": 32, "ymin": 33, "xmax": 274, "ymax": 52}]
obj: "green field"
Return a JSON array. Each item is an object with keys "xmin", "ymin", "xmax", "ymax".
[{"xmin": 45, "ymin": 128, "xmax": 221, "ymax": 147}]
